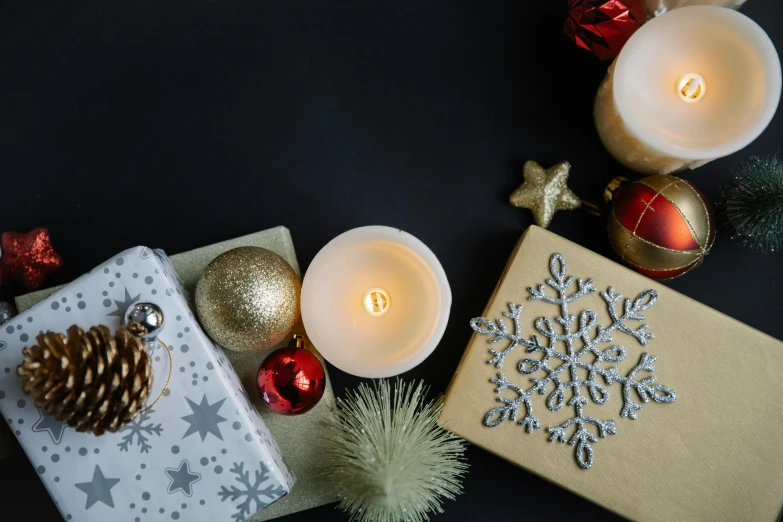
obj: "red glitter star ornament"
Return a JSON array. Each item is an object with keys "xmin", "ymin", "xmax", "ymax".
[
  {"xmin": 564, "ymin": 0, "xmax": 647, "ymax": 60},
  {"xmin": 0, "ymin": 228, "xmax": 63, "ymax": 291}
]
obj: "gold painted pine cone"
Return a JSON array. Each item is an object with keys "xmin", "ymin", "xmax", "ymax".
[{"xmin": 17, "ymin": 325, "xmax": 153, "ymax": 435}]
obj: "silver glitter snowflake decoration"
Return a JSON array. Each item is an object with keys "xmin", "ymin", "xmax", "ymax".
[
  {"xmin": 116, "ymin": 410, "xmax": 163, "ymax": 453},
  {"xmin": 470, "ymin": 253, "xmax": 676, "ymax": 470},
  {"xmin": 218, "ymin": 461, "xmax": 288, "ymax": 522}
]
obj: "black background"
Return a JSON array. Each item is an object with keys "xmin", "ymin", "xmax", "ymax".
[{"xmin": 1, "ymin": 1, "xmax": 781, "ymax": 521}]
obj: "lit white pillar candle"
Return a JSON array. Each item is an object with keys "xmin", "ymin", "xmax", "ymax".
[
  {"xmin": 644, "ymin": 0, "xmax": 746, "ymax": 18},
  {"xmin": 301, "ymin": 226, "xmax": 451, "ymax": 378},
  {"xmin": 595, "ymin": 6, "xmax": 781, "ymax": 175}
]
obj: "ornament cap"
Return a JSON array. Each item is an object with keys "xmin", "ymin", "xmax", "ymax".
[
  {"xmin": 603, "ymin": 176, "xmax": 630, "ymax": 205},
  {"xmin": 289, "ymin": 334, "xmax": 306, "ymax": 350}
]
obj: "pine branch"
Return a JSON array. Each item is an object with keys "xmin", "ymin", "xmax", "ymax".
[{"xmin": 720, "ymin": 155, "xmax": 783, "ymax": 253}]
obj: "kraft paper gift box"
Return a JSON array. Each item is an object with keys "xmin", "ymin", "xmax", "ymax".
[
  {"xmin": 439, "ymin": 225, "xmax": 783, "ymax": 522},
  {"xmin": 0, "ymin": 246, "xmax": 295, "ymax": 522}
]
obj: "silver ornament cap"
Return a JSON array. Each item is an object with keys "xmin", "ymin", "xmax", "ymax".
[{"xmin": 124, "ymin": 302, "xmax": 165, "ymax": 341}]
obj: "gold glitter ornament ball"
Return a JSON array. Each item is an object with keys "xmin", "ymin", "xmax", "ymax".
[{"xmin": 195, "ymin": 247, "xmax": 301, "ymax": 352}]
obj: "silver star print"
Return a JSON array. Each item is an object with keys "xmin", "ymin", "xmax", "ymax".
[
  {"xmin": 75, "ymin": 465, "xmax": 120, "ymax": 509},
  {"xmin": 165, "ymin": 460, "xmax": 202, "ymax": 497},
  {"xmin": 107, "ymin": 288, "xmax": 141, "ymax": 318},
  {"xmin": 181, "ymin": 394, "xmax": 227, "ymax": 442},
  {"xmin": 32, "ymin": 408, "xmax": 67, "ymax": 444}
]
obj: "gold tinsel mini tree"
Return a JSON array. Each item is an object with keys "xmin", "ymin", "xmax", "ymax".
[{"xmin": 17, "ymin": 325, "xmax": 153, "ymax": 435}]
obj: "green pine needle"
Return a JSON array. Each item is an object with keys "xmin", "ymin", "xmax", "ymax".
[
  {"xmin": 721, "ymin": 156, "xmax": 783, "ymax": 253},
  {"xmin": 324, "ymin": 380, "xmax": 468, "ymax": 522}
]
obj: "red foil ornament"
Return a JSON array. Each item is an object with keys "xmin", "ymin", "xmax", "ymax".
[
  {"xmin": 608, "ymin": 175, "xmax": 715, "ymax": 280},
  {"xmin": 0, "ymin": 228, "xmax": 63, "ymax": 291},
  {"xmin": 256, "ymin": 336, "xmax": 325, "ymax": 415},
  {"xmin": 564, "ymin": 0, "xmax": 647, "ymax": 60}
]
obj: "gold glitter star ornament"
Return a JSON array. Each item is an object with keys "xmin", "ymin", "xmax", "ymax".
[{"xmin": 509, "ymin": 161, "xmax": 583, "ymax": 228}]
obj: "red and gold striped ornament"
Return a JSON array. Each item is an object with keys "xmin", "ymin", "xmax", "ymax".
[{"xmin": 608, "ymin": 175, "xmax": 715, "ymax": 280}]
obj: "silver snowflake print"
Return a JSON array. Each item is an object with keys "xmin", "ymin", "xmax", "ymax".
[
  {"xmin": 117, "ymin": 410, "xmax": 163, "ymax": 453},
  {"xmin": 471, "ymin": 253, "xmax": 676, "ymax": 470},
  {"xmin": 218, "ymin": 461, "xmax": 287, "ymax": 522}
]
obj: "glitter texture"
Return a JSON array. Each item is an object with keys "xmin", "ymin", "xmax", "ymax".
[
  {"xmin": 0, "ymin": 228, "xmax": 63, "ymax": 291},
  {"xmin": 509, "ymin": 161, "xmax": 582, "ymax": 228},
  {"xmin": 470, "ymin": 253, "xmax": 676, "ymax": 470},
  {"xmin": 195, "ymin": 247, "xmax": 300, "ymax": 352}
]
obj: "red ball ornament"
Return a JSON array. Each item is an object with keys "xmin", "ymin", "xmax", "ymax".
[
  {"xmin": 0, "ymin": 227, "xmax": 63, "ymax": 291},
  {"xmin": 564, "ymin": 0, "xmax": 647, "ymax": 60},
  {"xmin": 256, "ymin": 335, "xmax": 325, "ymax": 415},
  {"xmin": 608, "ymin": 175, "xmax": 715, "ymax": 280}
]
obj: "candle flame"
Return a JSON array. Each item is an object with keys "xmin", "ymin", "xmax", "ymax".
[
  {"xmin": 676, "ymin": 73, "xmax": 707, "ymax": 103},
  {"xmin": 362, "ymin": 287, "xmax": 391, "ymax": 318}
]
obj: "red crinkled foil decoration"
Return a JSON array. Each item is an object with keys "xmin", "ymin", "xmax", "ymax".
[{"xmin": 564, "ymin": 0, "xmax": 647, "ymax": 60}]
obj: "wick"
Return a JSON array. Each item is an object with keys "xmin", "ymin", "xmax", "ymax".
[
  {"xmin": 362, "ymin": 287, "xmax": 391, "ymax": 318},
  {"xmin": 676, "ymin": 73, "xmax": 707, "ymax": 103}
]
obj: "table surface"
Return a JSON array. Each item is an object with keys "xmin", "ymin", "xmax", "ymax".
[{"xmin": 1, "ymin": 2, "xmax": 781, "ymax": 521}]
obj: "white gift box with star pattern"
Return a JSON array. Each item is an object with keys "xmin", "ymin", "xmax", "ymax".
[{"xmin": 0, "ymin": 247, "xmax": 295, "ymax": 522}]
